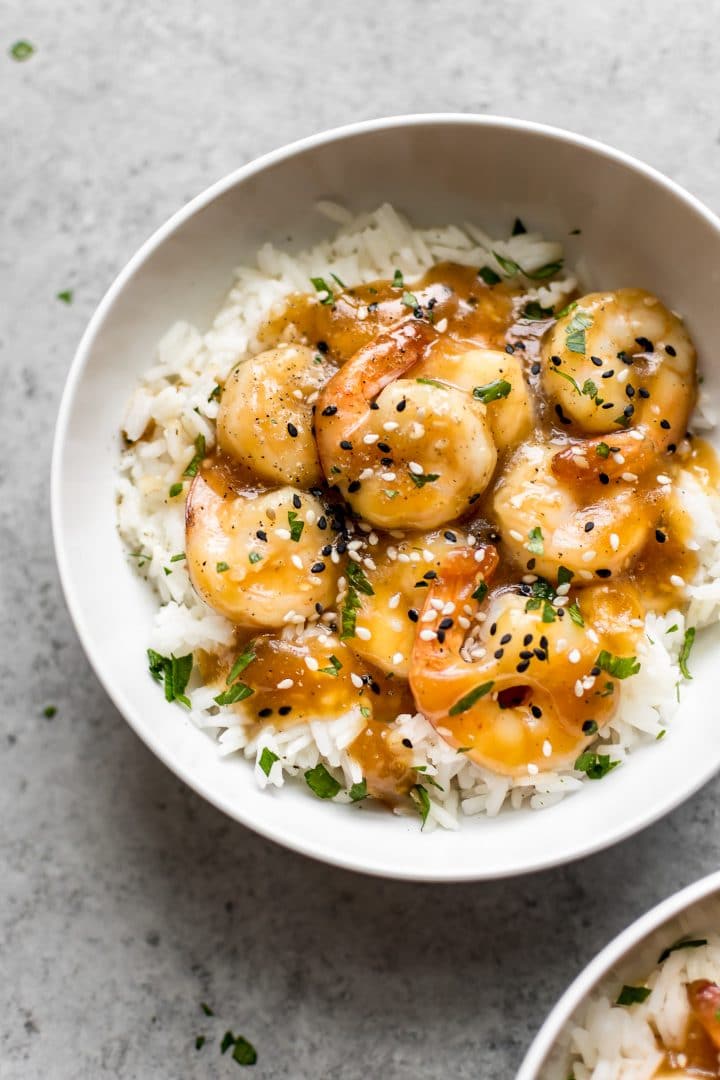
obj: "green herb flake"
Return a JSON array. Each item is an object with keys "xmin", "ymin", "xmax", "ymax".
[
  {"xmin": 392, "ymin": 268, "xmax": 404, "ymax": 288},
  {"xmin": 658, "ymin": 938, "xmax": 707, "ymax": 964},
  {"xmin": 304, "ymin": 763, "xmax": 341, "ymax": 799},
  {"xmin": 596, "ymin": 650, "xmax": 640, "ymax": 679},
  {"xmin": 209, "ymin": 383, "xmax": 222, "ymax": 402},
  {"xmin": 340, "ymin": 587, "xmax": 361, "ymax": 639},
  {"xmin": 449, "ymin": 681, "xmax": 494, "ymax": 716},
  {"xmin": 408, "ymin": 470, "xmax": 440, "ymax": 488},
  {"xmin": 541, "ymin": 600, "xmax": 557, "ymax": 623},
  {"xmin": 319, "ymin": 654, "xmax": 343, "ymax": 677},
  {"xmin": 525, "ymin": 261, "xmax": 564, "ymax": 281},
  {"xmin": 310, "ymin": 276, "xmax": 334, "ymax": 304},
  {"xmin": 349, "ymin": 779, "xmax": 368, "ymax": 802},
  {"xmin": 195, "ymin": 1035, "xmax": 206, "ymax": 1050},
  {"xmin": 402, "ymin": 290, "xmax": 419, "ymax": 309},
  {"xmin": 527, "ymin": 526, "xmax": 544, "ymax": 555},
  {"xmin": 596, "ymin": 442, "xmax": 610, "ymax": 458},
  {"xmin": 214, "ymin": 681, "xmax": 254, "ymax": 707},
  {"xmin": 346, "ymin": 561, "xmax": 375, "ymax": 596},
  {"xmin": 147, "ymin": 649, "xmax": 193, "ymax": 708},
  {"xmin": 558, "ymin": 566, "xmax": 574, "ymax": 587},
  {"xmin": 616, "ymin": 985, "xmax": 651, "ymax": 1006},
  {"xmin": 259, "ymin": 747, "xmax": 279, "ymax": 777},
  {"xmin": 678, "ymin": 626, "xmax": 696, "ymax": 680},
  {"xmin": 473, "ymin": 378, "xmax": 512, "ymax": 404},
  {"xmin": 221, "ymin": 1031, "xmax": 236, "ymax": 1054},
  {"xmin": 200, "ymin": 1002, "xmax": 214, "ymax": 1016},
  {"xmin": 478, "ymin": 266, "xmax": 501, "ymax": 286},
  {"xmin": 287, "ymin": 510, "xmax": 304, "ymax": 542},
  {"xmin": 521, "ymin": 300, "xmax": 553, "ymax": 321},
  {"xmin": 56, "ymin": 289, "xmax": 73, "ymax": 304},
  {"xmin": 360, "ymin": 705, "xmax": 371, "ymax": 718},
  {"xmin": 567, "ymin": 601, "xmax": 584, "ymax": 627},
  {"xmin": 170, "ymin": 552, "xmax": 186, "ymax": 562},
  {"xmin": 43, "ymin": 705, "xmax": 57, "ymax": 718},
  {"xmin": 665, "ymin": 624, "xmax": 678, "ymax": 634},
  {"xmin": 565, "ymin": 310, "xmax": 593, "ymax": 355},
  {"xmin": 410, "ymin": 784, "xmax": 431, "ymax": 828},
  {"xmin": 330, "ymin": 272, "xmax": 346, "ymax": 289},
  {"xmin": 656, "ymin": 729, "xmax": 666, "ymax": 740},
  {"xmin": 216, "ymin": 561, "xmax": 229, "ymax": 573},
  {"xmin": 582, "ymin": 378, "xmax": 598, "ymax": 398},
  {"xmin": 383, "ymin": 488, "xmax": 398, "ymax": 500},
  {"xmin": 555, "ymin": 300, "xmax": 578, "ymax": 319},
  {"xmin": 492, "ymin": 251, "xmax": 521, "ymax": 277},
  {"xmin": 168, "ymin": 482, "xmax": 184, "ymax": 498},
  {"xmin": 246, "ymin": 551, "xmax": 262, "ymax": 566},
  {"xmin": 10, "ymin": 40, "xmax": 34, "ymax": 61},
  {"xmin": 416, "ymin": 376, "xmax": 447, "ymax": 389},
  {"xmin": 183, "ymin": 433, "xmax": 206, "ymax": 478},
  {"xmin": 231, "ymin": 1036, "xmax": 258, "ymax": 1066},
  {"xmin": 600, "ymin": 681, "xmax": 614, "ymax": 697},
  {"xmin": 471, "ymin": 581, "xmax": 488, "ymax": 603},
  {"xmin": 226, "ymin": 646, "xmax": 256, "ymax": 686},
  {"xmin": 574, "ymin": 751, "xmax": 620, "ymax": 780}
]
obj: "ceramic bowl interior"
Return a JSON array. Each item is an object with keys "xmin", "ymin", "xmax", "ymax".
[
  {"xmin": 518, "ymin": 871, "xmax": 720, "ymax": 1077},
  {"xmin": 52, "ymin": 114, "xmax": 720, "ymax": 881}
]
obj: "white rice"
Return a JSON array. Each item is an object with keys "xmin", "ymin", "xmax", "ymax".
[
  {"xmin": 565, "ymin": 931, "xmax": 720, "ymax": 1078},
  {"xmin": 116, "ymin": 202, "xmax": 720, "ymax": 829}
]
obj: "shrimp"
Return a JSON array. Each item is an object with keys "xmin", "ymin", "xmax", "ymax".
[
  {"xmin": 492, "ymin": 441, "xmax": 658, "ymax": 583},
  {"xmin": 687, "ymin": 981, "xmax": 720, "ymax": 1051},
  {"xmin": 185, "ymin": 474, "xmax": 338, "ymax": 626},
  {"xmin": 315, "ymin": 321, "xmax": 497, "ymax": 529},
  {"xmin": 542, "ymin": 290, "xmax": 696, "ymax": 479},
  {"xmin": 217, "ymin": 344, "xmax": 336, "ymax": 488},
  {"xmin": 408, "ymin": 548, "xmax": 627, "ymax": 776},
  {"xmin": 342, "ymin": 527, "xmax": 474, "ymax": 677},
  {"xmin": 412, "ymin": 343, "xmax": 534, "ymax": 452}
]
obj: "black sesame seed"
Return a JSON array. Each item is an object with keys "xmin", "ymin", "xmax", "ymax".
[
  {"xmin": 407, "ymin": 609, "xmax": 419, "ymax": 623},
  {"xmin": 539, "ymin": 636, "xmax": 549, "ymax": 649},
  {"xmin": 667, "ymin": 443, "xmax": 677, "ymax": 453},
  {"xmin": 516, "ymin": 660, "xmax": 530, "ymax": 673},
  {"xmin": 317, "ymin": 340, "xmax": 328, "ymax": 353},
  {"xmin": 287, "ymin": 422, "xmax": 298, "ymax": 437},
  {"xmin": 258, "ymin": 707, "xmax": 273, "ymax": 718},
  {"xmin": 321, "ymin": 404, "xmax": 337, "ymax": 416},
  {"xmin": 635, "ymin": 336, "xmax": 653, "ymax": 351},
  {"xmin": 369, "ymin": 681, "xmax": 381, "ymax": 695},
  {"xmin": 347, "ymin": 480, "xmax": 361, "ymax": 493},
  {"xmin": 396, "ymin": 399, "xmax": 407, "ymax": 412},
  {"xmin": 626, "ymin": 385, "xmax": 635, "ymax": 398},
  {"xmin": 317, "ymin": 516, "xmax": 327, "ymax": 530},
  {"xmin": 380, "ymin": 457, "xmax": 393, "ymax": 467},
  {"xmin": 336, "ymin": 541, "xmax": 347, "ymax": 554},
  {"xmin": 315, "ymin": 602, "xmax": 324, "ymax": 614},
  {"xmin": 505, "ymin": 344, "xmax": 515, "ymax": 354},
  {"xmin": 527, "ymin": 558, "xmax": 536, "ymax": 570},
  {"xmin": 551, "ymin": 354, "xmax": 561, "ymax": 366},
  {"xmin": 321, "ymin": 545, "xmax": 332, "ymax": 556},
  {"xmin": 500, "ymin": 633, "xmax": 512, "ymax": 645},
  {"xmin": 494, "ymin": 648, "xmax": 504, "ymax": 659},
  {"xmin": 444, "ymin": 530, "xmax": 457, "ymax": 542},
  {"xmin": 655, "ymin": 529, "xmax": 666, "ymax": 543},
  {"xmin": 519, "ymin": 649, "xmax": 533, "ymax": 660},
  {"xmin": 584, "ymin": 521, "xmax": 594, "ymax": 532},
  {"xmin": 601, "ymin": 369, "xmax": 614, "ymax": 379},
  {"xmin": 601, "ymin": 401, "xmax": 614, "ymax": 409},
  {"xmin": 369, "ymin": 401, "xmax": 380, "ymax": 411},
  {"xmin": 590, "ymin": 666, "xmax": 601, "ymax": 676},
  {"xmin": 340, "ymin": 439, "xmax": 353, "ymax": 450},
  {"xmin": 530, "ymin": 705, "xmax": 542, "ymax": 719},
  {"xmin": 531, "ymin": 361, "xmax": 541, "ymax": 375},
  {"xmin": 555, "ymin": 403, "xmax": 572, "ymax": 425},
  {"xmin": 311, "ymin": 562, "xmax": 326, "ymax": 573},
  {"xmin": 436, "ymin": 629, "xmax": 446, "ymax": 644},
  {"xmin": 439, "ymin": 617, "xmax": 454, "ymax": 630},
  {"xmin": 623, "ymin": 404, "xmax": 634, "ymax": 417},
  {"xmin": 377, "ymin": 442, "xmax": 391, "ymax": 453},
  {"xmin": 468, "ymin": 493, "xmax": 482, "ymax": 504},
  {"xmin": 292, "ymin": 493, "xmax": 302, "ymax": 509},
  {"xmin": 638, "ymin": 387, "xmax": 650, "ymax": 398},
  {"xmin": 582, "ymin": 719, "xmax": 598, "ymax": 733},
  {"xmin": 256, "ymin": 529, "xmax": 268, "ymax": 541},
  {"xmin": 423, "ymin": 570, "xmax": 437, "ymax": 580},
  {"xmin": 660, "ymin": 419, "xmax": 671, "ymax": 430},
  {"xmin": 590, "ymin": 355, "xmax": 603, "ymax": 367},
  {"xmin": 278, "ymin": 705, "xmax": 292, "ymax": 716},
  {"xmin": 665, "ymin": 344, "xmax": 676, "ymax": 356},
  {"xmin": 533, "ymin": 648, "xmax": 547, "ymax": 661},
  {"xmin": 489, "ymin": 622, "xmax": 497, "ymax": 636},
  {"xmin": 596, "ymin": 568, "xmax": 612, "ymax": 578},
  {"xmin": 599, "ymin": 472, "xmax": 609, "ymax": 485},
  {"xmin": 618, "ymin": 350, "xmax": 633, "ymax": 364},
  {"xmin": 523, "ymin": 634, "xmax": 533, "ymax": 646},
  {"xmin": 402, "ymin": 738, "xmax": 413, "ymax": 748}
]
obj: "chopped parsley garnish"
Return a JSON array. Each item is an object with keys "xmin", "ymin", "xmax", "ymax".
[
  {"xmin": 201, "ymin": 1003, "xmax": 214, "ymax": 1016},
  {"xmin": 310, "ymin": 276, "xmax": 334, "ymax": 304},
  {"xmin": 259, "ymin": 747, "xmax": 279, "ymax": 776},
  {"xmin": 478, "ymin": 266, "xmax": 501, "ymax": 286},
  {"xmin": 392, "ymin": 268, "xmax": 404, "ymax": 288},
  {"xmin": 346, "ymin": 561, "xmax": 375, "ymax": 596},
  {"xmin": 226, "ymin": 646, "xmax": 256, "ymax": 686},
  {"xmin": 596, "ymin": 442, "xmax": 610, "ymax": 458},
  {"xmin": 330, "ymin": 272, "xmax": 346, "ymax": 289},
  {"xmin": 195, "ymin": 1036, "xmax": 206, "ymax": 1050},
  {"xmin": 248, "ymin": 551, "xmax": 262, "ymax": 564},
  {"xmin": 183, "ymin": 433, "xmax": 206, "ymax": 477},
  {"xmin": 216, "ymin": 561, "xmax": 229, "ymax": 573},
  {"xmin": 147, "ymin": 649, "xmax": 193, "ymax": 707},
  {"xmin": 129, "ymin": 548, "xmax": 150, "ymax": 566},
  {"xmin": 170, "ymin": 552, "xmax": 186, "ymax": 562},
  {"xmin": 416, "ymin": 376, "xmax": 447, "ymax": 389},
  {"xmin": 600, "ymin": 681, "xmax": 614, "ymax": 697},
  {"xmin": 449, "ymin": 681, "xmax": 494, "ymax": 716},
  {"xmin": 541, "ymin": 601, "xmax": 556, "ymax": 623},
  {"xmin": 596, "ymin": 650, "xmax": 640, "ymax": 679},
  {"xmin": 43, "ymin": 705, "xmax": 57, "ymax": 718},
  {"xmin": 10, "ymin": 40, "xmax": 34, "ymax": 60},
  {"xmin": 360, "ymin": 705, "xmax": 371, "ymax": 718},
  {"xmin": 214, "ymin": 682, "xmax": 254, "ymax": 706},
  {"xmin": 492, "ymin": 251, "xmax": 521, "ymax": 276},
  {"xmin": 472, "ymin": 581, "xmax": 488, "ymax": 603},
  {"xmin": 574, "ymin": 751, "xmax": 620, "ymax": 779},
  {"xmin": 383, "ymin": 489, "xmax": 399, "ymax": 499},
  {"xmin": 512, "ymin": 217, "xmax": 527, "ymax": 235},
  {"xmin": 402, "ymin": 290, "xmax": 418, "ymax": 308},
  {"xmin": 665, "ymin": 624, "xmax": 678, "ymax": 634},
  {"xmin": 678, "ymin": 626, "xmax": 696, "ymax": 679},
  {"xmin": 408, "ymin": 470, "xmax": 440, "ymax": 488},
  {"xmin": 558, "ymin": 566, "xmax": 574, "ymax": 586},
  {"xmin": 522, "ymin": 300, "xmax": 553, "ymax": 321},
  {"xmin": 304, "ymin": 763, "xmax": 341, "ymax": 799},
  {"xmin": 221, "ymin": 1032, "xmax": 235, "ymax": 1054},
  {"xmin": 564, "ymin": 310, "xmax": 593, "ymax": 355},
  {"xmin": 473, "ymin": 378, "xmax": 512, "ymax": 404},
  {"xmin": 658, "ymin": 938, "xmax": 707, "ymax": 963},
  {"xmin": 616, "ymin": 985, "xmax": 651, "ymax": 1006},
  {"xmin": 567, "ymin": 601, "xmax": 584, "ymax": 627},
  {"xmin": 555, "ymin": 300, "xmax": 578, "ymax": 319},
  {"xmin": 220, "ymin": 1032, "xmax": 257, "ymax": 1065},
  {"xmin": 491, "ymin": 252, "xmax": 563, "ymax": 280},
  {"xmin": 349, "ymin": 779, "xmax": 368, "ymax": 802},
  {"xmin": 287, "ymin": 510, "xmax": 304, "ymax": 542},
  {"xmin": 527, "ymin": 526, "xmax": 544, "ymax": 555},
  {"xmin": 168, "ymin": 482, "xmax": 184, "ymax": 498},
  {"xmin": 319, "ymin": 654, "xmax": 343, "ymax": 677},
  {"xmin": 410, "ymin": 784, "xmax": 431, "ymax": 827},
  {"xmin": 209, "ymin": 383, "xmax": 222, "ymax": 402},
  {"xmin": 56, "ymin": 289, "xmax": 73, "ymax": 304},
  {"xmin": 340, "ymin": 587, "xmax": 361, "ymax": 639}
]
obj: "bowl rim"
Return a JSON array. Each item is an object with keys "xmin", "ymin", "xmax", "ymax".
[
  {"xmin": 516, "ymin": 869, "xmax": 720, "ymax": 1077},
  {"xmin": 51, "ymin": 112, "xmax": 720, "ymax": 881}
]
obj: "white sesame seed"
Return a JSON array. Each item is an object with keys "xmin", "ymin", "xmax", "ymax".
[
  {"xmin": 474, "ymin": 549, "xmax": 485, "ymax": 562},
  {"xmin": 381, "ymin": 472, "xmax": 396, "ymax": 482},
  {"xmin": 670, "ymin": 574, "xmax": 685, "ymax": 588},
  {"xmin": 383, "ymin": 421, "xmax": 399, "ymax": 432},
  {"xmin": 350, "ymin": 673, "xmax": 363, "ymax": 688},
  {"xmin": 388, "ymin": 592, "xmax": 401, "ymax": 609},
  {"xmin": 368, "ymin": 532, "xmax": 379, "ymax": 546},
  {"xmin": 275, "ymin": 528, "xmax": 291, "ymax": 540},
  {"xmin": 331, "ymin": 550, "xmax": 340, "ymax": 564},
  {"xmin": 556, "ymin": 639, "xmax": 567, "ymax": 651},
  {"xmin": 421, "ymin": 608, "xmax": 438, "ymax": 622},
  {"xmin": 435, "ymin": 317, "xmax": 448, "ymax": 332},
  {"xmin": 568, "ymin": 648, "xmax": 581, "ymax": 664},
  {"xmin": 579, "ymin": 570, "xmax": 594, "ymax": 581},
  {"xmin": 355, "ymin": 626, "xmax": 372, "ymax": 641},
  {"xmin": 612, "ymin": 452, "xmax": 625, "ymax": 465},
  {"xmin": 391, "ymin": 652, "xmax": 404, "ymax": 665},
  {"xmin": 305, "ymin": 509, "xmax": 316, "ymax": 525},
  {"xmin": 467, "ymin": 535, "xmax": 477, "ymax": 547},
  {"xmin": 581, "ymin": 550, "xmax": 597, "ymax": 563},
  {"xmin": 348, "ymin": 550, "xmax": 362, "ymax": 563},
  {"xmin": 553, "ymin": 595, "xmax": 569, "ymax": 607},
  {"xmin": 527, "ymin": 763, "xmax": 539, "ymax": 776},
  {"xmin": 389, "ymin": 529, "xmax": 405, "ymax": 539},
  {"xmin": 408, "ymin": 461, "xmax": 423, "ymax": 475},
  {"xmin": 616, "ymin": 368, "xmax": 629, "ymax": 384},
  {"xmin": 357, "ymin": 521, "xmax": 372, "ymax": 532},
  {"xmin": 458, "ymin": 616, "xmax": 471, "ymax": 630},
  {"xmin": 359, "ymin": 468, "xmax": 374, "ymax": 481},
  {"xmin": 419, "ymin": 629, "xmax": 437, "ymax": 642},
  {"xmin": 629, "ymin": 429, "xmax": 645, "ymax": 441},
  {"xmin": 610, "ymin": 532, "xmax": 620, "ymax": 551},
  {"xmin": 304, "ymin": 655, "xmax": 319, "ymax": 671},
  {"xmin": 542, "ymin": 740, "xmax": 552, "ymax": 758},
  {"xmin": 292, "ymin": 388, "xmax": 304, "ymax": 400},
  {"xmin": 357, "ymin": 304, "xmax": 368, "ymax": 319},
  {"xmin": 687, "ymin": 540, "xmax": 700, "ymax": 551},
  {"xmin": 574, "ymin": 680, "xmax": 584, "ymax": 698},
  {"xmin": 422, "ymin": 549, "xmax": 434, "ymax": 562},
  {"xmin": 629, "ymin": 618, "xmax": 644, "ymax": 628},
  {"xmin": 430, "ymin": 598, "xmax": 444, "ymax": 611},
  {"xmin": 277, "ymin": 678, "xmax": 294, "ymax": 690},
  {"xmin": 397, "ymin": 552, "xmax": 410, "ymax": 563},
  {"xmin": 363, "ymin": 433, "xmax": 379, "ymax": 445},
  {"xmin": 522, "ymin": 574, "xmax": 538, "ymax": 584},
  {"xmin": 410, "ymin": 551, "xmax": 421, "ymax": 563},
  {"xmin": 621, "ymin": 472, "xmax": 638, "ymax": 482},
  {"xmin": 387, "ymin": 546, "xmax": 398, "ymax": 560},
  {"xmin": 656, "ymin": 473, "xmax": 671, "ymax": 485},
  {"xmin": 509, "ymin": 529, "xmax": 523, "ymax": 542},
  {"xmin": 586, "ymin": 628, "xmax": 599, "ymax": 644},
  {"xmin": 556, "ymin": 582, "xmax": 571, "ymax": 596},
  {"xmin": 410, "ymin": 422, "xmax": 425, "ymax": 439},
  {"xmin": 442, "ymin": 601, "xmax": 455, "ymax": 615},
  {"xmin": 347, "ymin": 539, "xmax": 363, "ymax": 551},
  {"xmin": 291, "ymin": 554, "xmax": 303, "ymax": 570},
  {"xmin": 364, "ymin": 557, "xmax": 377, "ymax": 571}
]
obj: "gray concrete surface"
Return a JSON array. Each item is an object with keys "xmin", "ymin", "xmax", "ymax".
[{"xmin": 3, "ymin": 1, "xmax": 720, "ymax": 1076}]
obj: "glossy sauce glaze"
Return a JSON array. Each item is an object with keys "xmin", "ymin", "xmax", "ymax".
[{"xmin": 183, "ymin": 262, "xmax": 715, "ymax": 806}]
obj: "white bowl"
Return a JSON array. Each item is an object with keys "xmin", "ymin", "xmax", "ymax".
[
  {"xmin": 52, "ymin": 114, "xmax": 720, "ymax": 881},
  {"xmin": 518, "ymin": 870, "xmax": 720, "ymax": 1077}
]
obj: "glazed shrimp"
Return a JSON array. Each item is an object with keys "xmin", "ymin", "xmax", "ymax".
[
  {"xmin": 408, "ymin": 548, "xmax": 625, "ymax": 776},
  {"xmin": 493, "ymin": 441, "xmax": 658, "ymax": 583},
  {"xmin": 412, "ymin": 343, "xmax": 534, "ymax": 453},
  {"xmin": 217, "ymin": 344, "xmax": 336, "ymax": 488},
  {"xmin": 542, "ymin": 290, "xmax": 696, "ymax": 479},
  {"xmin": 185, "ymin": 474, "xmax": 338, "ymax": 626},
  {"xmin": 315, "ymin": 321, "xmax": 497, "ymax": 529}
]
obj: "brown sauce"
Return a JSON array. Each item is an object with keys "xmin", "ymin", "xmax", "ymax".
[{"xmin": 662, "ymin": 1014, "xmax": 720, "ymax": 1075}]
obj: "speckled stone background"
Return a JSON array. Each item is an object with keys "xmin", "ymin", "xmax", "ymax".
[{"xmin": 3, "ymin": 1, "xmax": 720, "ymax": 1077}]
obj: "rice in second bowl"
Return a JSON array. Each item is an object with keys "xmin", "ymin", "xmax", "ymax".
[{"xmin": 116, "ymin": 203, "xmax": 720, "ymax": 830}]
